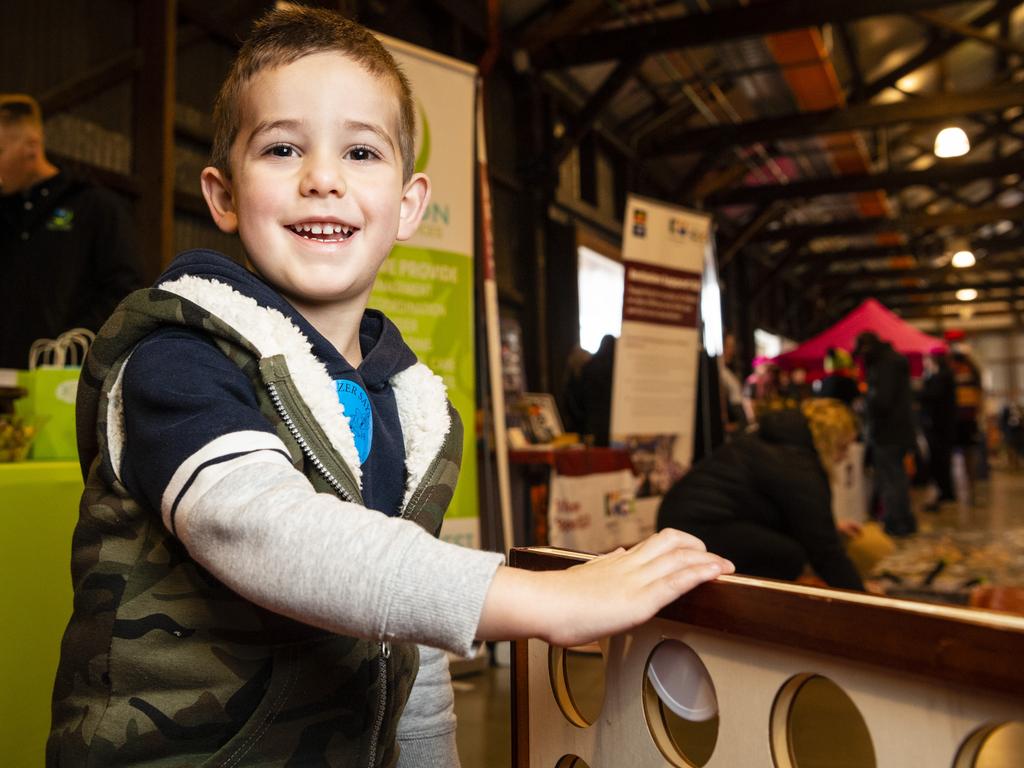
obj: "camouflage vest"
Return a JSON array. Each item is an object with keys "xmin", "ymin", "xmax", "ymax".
[{"xmin": 48, "ymin": 285, "xmax": 463, "ymax": 767}]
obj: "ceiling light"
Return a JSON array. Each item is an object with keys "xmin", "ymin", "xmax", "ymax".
[
  {"xmin": 951, "ymin": 250, "xmax": 976, "ymax": 268},
  {"xmin": 956, "ymin": 288, "xmax": 978, "ymax": 301},
  {"xmin": 896, "ymin": 74, "xmax": 921, "ymax": 92},
  {"xmin": 935, "ymin": 127, "xmax": 970, "ymax": 158}
]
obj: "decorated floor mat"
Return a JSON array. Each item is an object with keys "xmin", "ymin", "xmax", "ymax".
[{"xmin": 871, "ymin": 527, "xmax": 1024, "ymax": 607}]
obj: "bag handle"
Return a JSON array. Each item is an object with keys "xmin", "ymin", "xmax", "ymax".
[
  {"xmin": 58, "ymin": 328, "xmax": 95, "ymax": 367},
  {"xmin": 26, "ymin": 328, "xmax": 96, "ymax": 369},
  {"xmin": 28, "ymin": 338, "xmax": 58, "ymax": 370}
]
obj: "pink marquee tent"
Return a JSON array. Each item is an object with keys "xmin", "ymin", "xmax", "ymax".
[{"xmin": 773, "ymin": 298, "xmax": 946, "ymax": 378}]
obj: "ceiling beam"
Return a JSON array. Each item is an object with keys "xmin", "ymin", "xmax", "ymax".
[
  {"xmin": 885, "ymin": 107, "xmax": 1024, "ymax": 179},
  {"xmin": 707, "ymin": 155, "xmax": 1024, "ymax": 206},
  {"xmin": 809, "ymin": 231, "xmax": 1024, "ymax": 266},
  {"xmin": 895, "ymin": 304, "xmax": 1019, "ymax": 319},
  {"xmin": 884, "ymin": 296, "xmax": 1019, "ymax": 313},
  {"xmin": 836, "ymin": 22, "xmax": 867, "ymax": 103},
  {"xmin": 641, "ymin": 86, "xmax": 1024, "ymax": 156},
  {"xmin": 513, "ymin": 0, "xmax": 613, "ymax": 53},
  {"xmin": 858, "ymin": 0, "xmax": 1022, "ymax": 102},
  {"xmin": 37, "ymin": 49, "xmax": 143, "ymax": 116},
  {"xmin": 719, "ymin": 202, "xmax": 782, "ymax": 269},
  {"xmin": 754, "ymin": 203, "xmax": 1024, "ymax": 242},
  {"xmin": 850, "ymin": 278, "xmax": 1022, "ymax": 298},
  {"xmin": 827, "ymin": 254, "xmax": 1024, "ymax": 285},
  {"xmin": 529, "ymin": 0, "xmax": 966, "ymax": 70},
  {"xmin": 915, "ymin": 9, "xmax": 1024, "ymax": 58},
  {"xmin": 804, "ymin": 243, "xmax": 928, "ymax": 265},
  {"xmin": 551, "ymin": 55, "xmax": 644, "ymax": 167}
]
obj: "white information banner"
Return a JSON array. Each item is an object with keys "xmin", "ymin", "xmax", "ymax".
[{"xmin": 611, "ymin": 195, "xmax": 712, "ymax": 516}]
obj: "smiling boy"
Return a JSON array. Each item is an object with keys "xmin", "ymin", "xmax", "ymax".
[{"xmin": 48, "ymin": 7, "xmax": 731, "ymax": 767}]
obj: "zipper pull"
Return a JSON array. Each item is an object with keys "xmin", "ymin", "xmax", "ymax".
[{"xmin": 381, "ymin": 640, "xmax": 391, "ymax": 659}]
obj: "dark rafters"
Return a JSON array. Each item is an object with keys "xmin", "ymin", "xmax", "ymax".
[
  {"xmin": 640, "ymin": 86, "xmax": 1024, "ymax": 156},
  {"xmin": 708, "ymin": 156, "xmax": 1024, "ymax": 206},
  {"xmin": 530, "ymin": 0, "xmax": 969, "ymax": 69}
]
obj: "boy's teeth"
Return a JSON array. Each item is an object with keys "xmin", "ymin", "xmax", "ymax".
[{"xmin": 291, "ymin": 223, "xmax": 353, "ymax": 239}]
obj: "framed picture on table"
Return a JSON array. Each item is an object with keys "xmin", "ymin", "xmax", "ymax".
[{"xmin": 515, "ymin": 392, "xmax": 564, "ymax": 445}]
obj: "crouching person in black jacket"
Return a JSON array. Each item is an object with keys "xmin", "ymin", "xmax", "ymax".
[{"xmin": 658, "ymin": 398, "xmax": 865, "ymax": 591}]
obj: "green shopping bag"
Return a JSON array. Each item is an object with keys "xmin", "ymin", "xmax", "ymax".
[{"xmin": 14, "ymin": 329, "xmax": 93, "ymax": 460}]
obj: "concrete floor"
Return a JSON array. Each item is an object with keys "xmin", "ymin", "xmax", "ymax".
[{"xmin": 451, "ymin": 464, "xmax": 1024, "ymax": 767}]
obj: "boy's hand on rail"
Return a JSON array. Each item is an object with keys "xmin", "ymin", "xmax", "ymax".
[{"xmin": 476, "ymin": 528, "xmax": 733, "ymax": 648}]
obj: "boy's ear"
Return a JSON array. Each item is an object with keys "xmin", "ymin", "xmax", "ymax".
[
  {"xmin": 200, "ymin": 166, "xmax": 239, "ymax": 234},
  {"xmin": 395, "ymin": 172, "xmax": 431, "ymax": 241}
]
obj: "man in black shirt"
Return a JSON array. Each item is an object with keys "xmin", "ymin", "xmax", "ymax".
[
  {"xmin": 854, "ymin": 331, "xmax": 917, "ymax": 537},
  {"xmin": 0, "ymin": 94, "xmax": 140, "ymax": 368}
]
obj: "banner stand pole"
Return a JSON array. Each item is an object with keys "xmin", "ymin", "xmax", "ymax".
[{"xmin": 476, "ymin": 80, "xmax": 514, "ymax": 554}]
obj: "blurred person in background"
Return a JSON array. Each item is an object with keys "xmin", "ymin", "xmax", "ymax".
[
  {"xmin": 742, "ymin": 358, "xmax": 797, "ymax": 425},
  {"xmin": 576, "ymin": 333, "xmax": 616, "ymax": 446},
  {"xmin": 919, "ymin": 348, "xmax": 957, "ymax": 509},
  {"xmin": 854, "ymin": 331, "xmax": 917, "ymax": 537},
  {"xmin": 784, "ymin": 366, "xmax": 813, "ymax": 402},
  {"xmin": 559, "ymin": 343, "xmax": 592, "ymax": 438},
  {"xmin": 951, "ymin": 347, "xmax": 985, "ymax": 498},
  {"xmin": 813, "ymin": 347, "xmax": 861, "ymax": 407},
  {"xmin": 719, "ymin": 332, "xmax": 746, "ymax": 436},
  {"xmin": 657, "ymin": 398, "xmax": 865, "ymax": 591},
  {"xmin": 0, "ymin": 93, "xmax": 140, "ymax": 369},
  {"xmin": 999, "ymin": 401, "xmax": 1024, "ymax": 469}
]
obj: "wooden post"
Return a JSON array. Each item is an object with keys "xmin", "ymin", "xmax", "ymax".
[{"xmin": 134, "ymin": 0, "xmax": 177, "ymax": 281}]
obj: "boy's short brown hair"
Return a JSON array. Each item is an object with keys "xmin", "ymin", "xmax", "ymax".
[
  {"xmin": 0, "ymin": 94, "xmax": 43, "ymax": 129},
  {"xmin": 210, "ymin": 5, "xmax": 415, "ymax": 181}
]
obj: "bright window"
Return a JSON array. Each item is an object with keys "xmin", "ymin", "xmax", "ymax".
[
  {"xmin": 578, "ymin": 246, "xmax": 623, "ymax": 353},
  {"xmin": 754, "ymin": 329, "xmax": 797, "ymax": 360}
]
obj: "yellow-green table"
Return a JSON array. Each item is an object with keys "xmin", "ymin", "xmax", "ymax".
[{"xmin": 0, "ymin": 461, "xmax": 81, "ymax": 765}]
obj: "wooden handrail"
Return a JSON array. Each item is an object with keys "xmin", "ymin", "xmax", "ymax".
[{"xmin": 509, "ymin": 546, "xmax": 1024, "ymax": 698}]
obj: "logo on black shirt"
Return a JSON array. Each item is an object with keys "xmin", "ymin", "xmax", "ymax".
[{"xmin": 46, "ymin": 207, "xmax": 74, "ymax": 232}]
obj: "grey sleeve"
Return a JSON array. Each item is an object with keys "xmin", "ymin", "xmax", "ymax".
[
  {"xmin": 397, "ymin": 646, "xmax": 460, "ymax": 768},
  {"xmin": 175, "ymin": 454, "xmax": 504, "ymax": 656}
]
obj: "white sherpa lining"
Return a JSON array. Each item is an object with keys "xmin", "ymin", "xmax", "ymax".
[
  {"xmin": 154, "ymin": 275, "xmax": 452, "ymax": 500},
  {"xmin": 106, "ymin": 351, "xmax": 132, "ymax": 482},
  {"xmin": 392, "ymin": 363, "xmax": 452, "ymax": 507}
]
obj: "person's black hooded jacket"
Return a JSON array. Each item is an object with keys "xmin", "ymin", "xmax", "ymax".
[{"xmin": 657, "ymin": 409, "xmax": 864, "ymax": 590}]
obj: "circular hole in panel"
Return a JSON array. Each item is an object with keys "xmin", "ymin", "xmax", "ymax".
[
  {"xmin": 770, "ymin": 674, "xmax": 876, "ymax": 768},
  {"xmin": 555, "ymin": 756, "xmax": 591, "ymax": 768},
  {"xmin": 642, "ymin": 640, "xmax": 719, "ymax": 767},
  {"xmin": 548, "ymin": 643, "xmax": 606, "ymax": 728},
  {"xmin": 954, "ymin": 722, "xmax": 1024, "ymax": 768}
]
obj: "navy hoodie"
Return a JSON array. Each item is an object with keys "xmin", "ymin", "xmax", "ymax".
[{"xmin": 120, "ymin": 249, "xmax": 417, "ymax": 517}]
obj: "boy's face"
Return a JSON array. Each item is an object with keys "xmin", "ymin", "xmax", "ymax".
[{"xmin": 201, "ymin": 52, "xmax": 429, "ymax": 318}]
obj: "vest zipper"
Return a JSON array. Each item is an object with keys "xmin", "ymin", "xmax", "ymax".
[
  {"xmin": 364, "ymin": 441, "xmax": 444, "ymax": 764},
  {"xmin": 367, "ymin": 640, "xmax": 391, "ymax": 767},
  {"xmin": 266, "ymin": 381, "xmax": 356, "ymax": 503},
  {"xmin": 269, "ymin": 378, "xmax": 398, "ymax": 765},
  {"xmin": 364, "ymin": 429, "xmax": 449, "ymax": 762},
  {"xmin": 269, "ymin": 379, "xmax": 448, "ymax": 766}
]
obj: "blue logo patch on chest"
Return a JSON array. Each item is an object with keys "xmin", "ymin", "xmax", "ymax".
[
  {"xmin": 46, "ymin": 207, "xmax": 74, "ymax": 231},
  {"xmin": 335, "ymin": 379, "xmax": 373, "ymax": 464}
]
